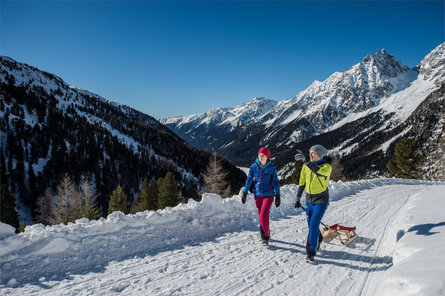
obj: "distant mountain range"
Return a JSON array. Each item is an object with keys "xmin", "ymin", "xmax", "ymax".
[
  {"xmin": 160, "ymin": 43, "xmax": 445, "ymax": 180},
  {"xmin": 0, "ymin": 56, "xmax": 246, "ymax": 219}
]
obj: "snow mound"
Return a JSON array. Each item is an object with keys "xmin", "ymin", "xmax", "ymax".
[{"xmin": 0, "ymin": 223, "xmax": 15, "ymax": 240}]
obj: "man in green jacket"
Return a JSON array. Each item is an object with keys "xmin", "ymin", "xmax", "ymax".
[{"xmin": 295, "ymin": 144, "xmax": 332, "ymax": 263}]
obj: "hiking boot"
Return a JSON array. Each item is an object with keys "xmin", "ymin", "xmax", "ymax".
[
  {"xmin": 262, "ymin": 238, "xmax": 269, "ymax": 247},
  {"xmin": 260, "ymin": 226, "xmax": 267, "ymax": 241},
  {"xmin": 306, "ymin": 252, "xmax": 315, "ymax": 263}
]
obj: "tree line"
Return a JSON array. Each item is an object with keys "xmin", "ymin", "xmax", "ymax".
[
  {"xmin": 0, "ymin": 171, "xmax": 185, "ymax": 229},
  {"xmin": 1, "ymin": 152, "xmax": 236, "ymax": 230}
]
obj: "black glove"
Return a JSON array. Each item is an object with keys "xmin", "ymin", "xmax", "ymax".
[
  {"xmin": 275, "ymin": 194, "xmax": 281, "ymax": 207},
  {"xmin": 295, "ymin": 200, "xmax": 301, "ymax": 209},
  {"xmin": 241, "ymin": 191, "xmax": 247, "ymax": 204}
]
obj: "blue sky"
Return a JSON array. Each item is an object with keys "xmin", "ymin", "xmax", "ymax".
[{"xmin": 1, "ymin": 1, "xmax": 444, "ymax": 118}]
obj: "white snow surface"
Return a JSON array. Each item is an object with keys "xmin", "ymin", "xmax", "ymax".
[{"xmin": 1, "ymin": 178, "xmax": 444, "ymax": 295}]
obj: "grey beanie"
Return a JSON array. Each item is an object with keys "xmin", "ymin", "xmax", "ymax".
[{"xmin": 310, "ymin": 144, "xmax": 328, "ymax": 159}]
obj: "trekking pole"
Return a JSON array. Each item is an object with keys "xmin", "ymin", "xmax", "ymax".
[{"xmin": 298, "ymin": 205, "xmax": 329, "ymax": 229}]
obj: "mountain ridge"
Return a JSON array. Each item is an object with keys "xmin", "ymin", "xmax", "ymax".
[
  {"xmin": 161, "ymin": 47, "xmax": 419, "ymax": 157},
  {"xmin": 161, "ymin": 43, "xmax": 445, "ymax": 180}
]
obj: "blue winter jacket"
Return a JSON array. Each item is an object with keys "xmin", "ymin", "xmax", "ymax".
[{"xmin": 244, "ymin": 158, "xmax": 280, "ymax": 197}]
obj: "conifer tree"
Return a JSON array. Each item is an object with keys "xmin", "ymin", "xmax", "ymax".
[
  {"xmin": 78, "ymin": 180, "xmax": 101, "ymax": 220},
  {"xmin": 108, "ymin": 185, "xmax": 129, "ymax": 215},
  {"xmin": 0, "ymin": 147, "xmax": 7, "ymax": 186},
  {"xmin": 157, "ymin": 172, "xmax": 180, "ymax": 209},
  {"xmin": 36, "ymin": 189, "xmax": 53, "ymax": 225},
  {"xmin": 27, "ymin": 164, "xmax": 37, "ymax": 211},
  {"xmin": 202, "ymin": 153, "xmax": 231, "ymax": 197},
  {"xmin": 15, "ymin": 145, "xmax": 26, "ymax": 205},
  {"xmin": 20, "ymin": 221, "xmax": 27, "ymax": 233},
  {"xmin": 386, "ymin": 138, "xmax": 423, "ymax": 179},
  {"xmin": 155, "ymin": 178, "xmax": 164, "ymax": 209},
  {"xmin": 330, "ymin": 155, "xmax": 344, "ymax": 181},
  {"xmin": 0, "ymin": 184, "xmax": 19, "ymax": 230},
  {"xmin": 147, "ymin": 179, "xmax": 159, "ymax": 211},
  {"xmin": 284, "ymin": 161, "xmax": 304, "ymax": 185},
  {"xmin": 131, "ymin": 178, "xmax": 150, "ymax": 214}
]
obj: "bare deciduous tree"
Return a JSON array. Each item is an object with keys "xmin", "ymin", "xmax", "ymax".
[
  {"xmin": 49, "ymin": 174, "xmax": 80, "ymax": 225},
  {"xmin": 202, "ymin": 153, "xmax": 232, "ymax": 198}
]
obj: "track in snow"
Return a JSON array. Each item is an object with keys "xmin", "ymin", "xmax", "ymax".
[{"xmin": 2, "ymin": 184, "xmax": 430, "ymax": 296}]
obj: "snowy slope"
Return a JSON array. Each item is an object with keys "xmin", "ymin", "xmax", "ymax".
[
  {"xmin": 0, "ymin": 55, "xmax": 167, "ymax": 149},
  {"xmin": 1, "ymin": 179, "xmax": 444, "ymax": 295}
]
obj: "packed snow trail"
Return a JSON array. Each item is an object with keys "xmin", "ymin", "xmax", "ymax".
[{"xmin": 1, "ymin": 179, "xmax": 444, "ymax": 295}]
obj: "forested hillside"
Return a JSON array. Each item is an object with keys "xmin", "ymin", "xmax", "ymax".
[{"xmin": 0, "ymin": 56, "xmax": 246, "ymax": 221}]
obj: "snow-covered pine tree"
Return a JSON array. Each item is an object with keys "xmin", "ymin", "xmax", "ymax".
[
  {"xmin": 0, "ymin": 184, "xmax": 19, "ymax": 230},
  {"xmin": 202, "ymin": 153, "xmax": 231, "ymax": 197},
  {"xmin": 284, "ymin": 161, "xmax": 304, "ymax": 185},
  {"xmin": 386, "ymin": 138, "xmax": 423, "ymax": 179},
  {"xmin": 157, "ymin": 172, "xmax": 180, "ymax": 209},
  {"xmin": 108, "ymin": 185, "xmax": 129, "ymax": 215},
  {"xmin": 131, "ymin": 178, "xmax": 150, "ymax": 214}
]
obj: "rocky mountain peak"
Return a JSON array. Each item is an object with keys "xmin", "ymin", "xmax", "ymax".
[
  {"xmin": 418, "ymin": 42, "xmax": 445, "ymax": 83},
  {"xmin": 239, "ymin": 97, "xmax": 277, "ymax": 114},
  {"xmin": 359, "ymin": 48, "xmax": 410, "ymax": 78}
]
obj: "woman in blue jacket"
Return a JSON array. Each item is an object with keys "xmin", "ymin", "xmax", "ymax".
[{"xmin": 241, "ymin": 147, "xmax": 281, "ymax": 245}]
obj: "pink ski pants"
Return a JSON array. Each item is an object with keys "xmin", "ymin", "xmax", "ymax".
[{"xmin": 254, "ymin": 196, "xmax": 274, "ymax": 238}]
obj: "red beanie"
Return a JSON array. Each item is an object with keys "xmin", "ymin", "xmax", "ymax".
[{"xmin": 258, "ymin": 147, "xmax": 270, "ymax": 159}]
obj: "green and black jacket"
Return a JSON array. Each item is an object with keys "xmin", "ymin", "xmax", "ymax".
[{"xmin": 296, "ymin": 157, "xmax": 332, "ymax": 204}]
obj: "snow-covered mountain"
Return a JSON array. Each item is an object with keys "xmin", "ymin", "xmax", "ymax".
[
  {"xmin": 0, "ymin": 56, "xmax": 246, "ymax": 221},
  {"xmin": 1, "ymin": 179, "xmax": 444, "ymax": 295},
  {"xmin": 162, "ymin": 49, "xmax": 417, "ymax": 151},
  {"xmin": 275, "ymin": 43, "xmax": 445, "ymax": 180},
  {"xmin": 162, "ymin": 43, "xmax": 445, "ymax": 179},
  {"xmin": 159, "ymin": 97, "xmax": 278, "ymax": 150},
  {"xmin": 263, "ymin": 49, "xmax": 418, "ymax": 139}
]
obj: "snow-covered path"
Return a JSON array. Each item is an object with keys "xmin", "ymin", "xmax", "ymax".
[{"xmin": 1, "ymin": 180, "xmax": 444, "ymax": 295}]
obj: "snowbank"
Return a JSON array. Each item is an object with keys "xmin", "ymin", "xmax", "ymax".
[
  {"xmin": 0, "ymin": 223, "xmax": 15, "ymax": 240},
  {"xmin": 0, "ymin": 178, "xmax": 443, "ymax": 293},
  {"xmin": 0, "ymin": 178, "xmax": 438, "ymax": 260},
  {"xmin": 371, "ymin": 185, "xmax": 445, "ymax": 296}
]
